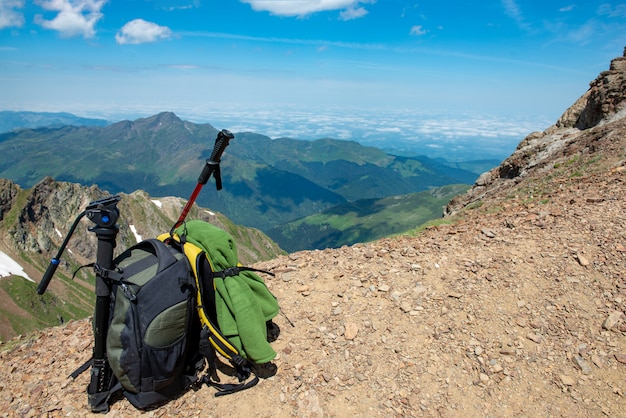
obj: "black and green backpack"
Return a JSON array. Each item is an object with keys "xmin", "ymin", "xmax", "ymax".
[
  {"xmin": 98, "ymin": 238, "xmax": 199, "ymax": 409},
  {"xmin": 76, "ymin": 221, "xmax": 280, "ymax": 411}
]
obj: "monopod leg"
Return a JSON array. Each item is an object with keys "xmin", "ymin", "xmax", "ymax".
[{"xmin": 88, "ymin": 226, "xmax": 118, "ymax": 412}]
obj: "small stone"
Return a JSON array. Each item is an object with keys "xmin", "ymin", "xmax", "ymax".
[
  {"xmin": 344, "ymin": 323, "xmax": 359, "ymax": 340},
  {"xmin": 400, "ymin": 302, "xmax": 412, "ymax": 313},
  {"xmin": 479, "ymin": 373, "xmax": 490, "ymax": 382},
  {"xmin": 414, "ymin": 285, "xmax": 427, "ymax": 294},
  {"xmin": 481, "ymin": 228, "xmax": 496, "ymax": 238},
  {"xmin": 615, "ymin": 353, "xmax": 626, "ymax": 364},
  {"xmin": 500, "ymin": 346, "xmax": 516, "ymax": 355},
  {"xmin": 591, "ymin": 354, "xmax": 604, "ymax": 368},
  {"xmin": 560, "ymin": 375, "xmax": 575, "ymax": 386},
  {"xmin": 603, "ymin": 311, "xmax": 623, "ymax": 330},
  {"xmin": 574, "ymin": 355, "xmax": 592, "ymax": 374},
  {"xmin": 575, "ymin": 253, "xmax": 590, "ymax": 267},
  {"xmin": 378, "ymin": 284, "xmax": 390, "ymax": 292},
  {"xmin": 526, "ymin": 333, "xmax": 542, "ymax": 343},
  {"xmin": 578, "ymin": 344, "xmax": 591, "ymax": 355}
]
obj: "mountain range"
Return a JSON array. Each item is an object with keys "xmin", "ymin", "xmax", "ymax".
[
  {"xmin": 0, "ymin": 110, "xmax": 109, "ymax": 133},
  {"xmin": 0, "ymin": 111, "xmax": 490, "ymax": 249}
]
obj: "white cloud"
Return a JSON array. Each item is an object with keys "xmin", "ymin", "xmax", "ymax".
[
  {"xmin": 598, "ymin": 3, "xmax": 626, "ymax": 18},
  {"xmin": 339, "ymin": 6, "xmax": 368, "ymax": 21},
  {"xmin": 501, "ymin": 0, "xmax": 531, "ymax": 31},
  {"xmin": 0, "ymin": 0, "xmax": 25, "ymax": 29},
  {"xmin": 410, "ymin": 25, "xmax": 427, "ymax": 36},
  {"xmin": 241, "ymin": 0, "xmax": 374, "ymax": 19},
  {"xmin": 34, "ymin": 0, "xmax": 106, "ymax": 38},
  {"xmin": 116, "ymin": 19, "xmax": 172, "ymax": 45}
]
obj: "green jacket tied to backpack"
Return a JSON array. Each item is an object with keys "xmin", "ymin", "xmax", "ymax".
[{"xmin": 174, "ymin": 220, "xmax": 279, "ymax": 364}]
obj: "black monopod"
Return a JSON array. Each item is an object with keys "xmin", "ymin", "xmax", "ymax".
[{"xmin": 38, "ymin": 195, "xmax": 121, "ymax": 412}]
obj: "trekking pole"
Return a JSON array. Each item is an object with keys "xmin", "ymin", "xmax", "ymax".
[{"xmin": 172, "ymin": 129, "xmax": 233, "ymax": 231}]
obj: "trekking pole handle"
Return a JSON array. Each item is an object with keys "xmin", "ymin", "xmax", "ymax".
[
  {"xmin": 37, "ymin": 209, "xmax": 88, "ymax": 295},
  {"xmin": 198, "ymin": 129, "xmax": 233, "ymax": 184},
  {"xmin": 37, "ymin": 260, "xmax": 60, "ymax": 295},
  {"xmin": 37, "ymin": 196, "xmax": 120, "ymax": 295},
  {"xmin": 210, "ymin": 129, "xmax": 234, "ymax": 163}
]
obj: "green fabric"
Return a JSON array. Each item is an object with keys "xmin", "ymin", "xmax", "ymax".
[{"xmin": 175, "ymin": 220, "xmax": 279, "ymax": 364}]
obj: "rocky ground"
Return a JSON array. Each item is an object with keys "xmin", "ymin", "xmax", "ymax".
[{"xmin": 1, "ymin": 51, "xmax": 626, "ymax": 418}]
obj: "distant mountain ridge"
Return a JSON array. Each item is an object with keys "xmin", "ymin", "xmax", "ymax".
[
  {"xmin": 0, "ymin": 110, "xmax": 109, "ymax": 132},
  {"xmin": 0, "ymin": 114, "xmax": 482, "ymax": 249}
]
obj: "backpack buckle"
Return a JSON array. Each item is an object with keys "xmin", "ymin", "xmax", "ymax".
[{"xmin": 213, "ymin": 267, "xmax": 240, "ymax": 279}]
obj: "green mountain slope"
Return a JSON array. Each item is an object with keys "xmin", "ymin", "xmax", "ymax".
[
  {"xmin": 268, "ymin": 184, "xmax": 470, "ymax": 252},
  {"xmin": 0, "ymin": 112, "xmax": 481, "ymax": 240},
  {"xmin": 231, "ymin": 133, "xmax": 477, "ymax": 200}
]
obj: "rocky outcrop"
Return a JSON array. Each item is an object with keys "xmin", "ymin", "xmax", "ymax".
[
  {"xmin": 1, "ymin": 177, "xmax": 283, "ymax": 264},
  {"xmin": 0, "ymin": 179, "xmax": 19, "ymax": 222},
  {"xmin": 7, "ymin": 177, "xmax": 103, "ymax": 259},
  {"xmin": 556, "ymin": 47, "xmax": 626, "ymax": 130},
  {"xmin": 445, "ymin": 48, "xmax": 626, "ymax": 217}
]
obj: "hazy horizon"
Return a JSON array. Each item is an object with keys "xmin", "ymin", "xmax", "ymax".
[{"xmin": 2, "ymin": 1, "xmax": 624, "ymax": 160}]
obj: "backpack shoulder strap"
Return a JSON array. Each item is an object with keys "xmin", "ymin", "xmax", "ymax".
[
  {"xmin": 93, "ymin": 238, "xmax": 182, "ymax": 284},
  {"xmin": 158, "ymin": 234, "xmax": 244, "ymax": 361},
  {"xmin": 158, "ymin": 232, "xmax": 260, "ymax": 395}
]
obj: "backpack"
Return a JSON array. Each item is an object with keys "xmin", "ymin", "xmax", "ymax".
[
  {"xmin": 164, "ymin": 220, "xmax": 281, "ymax": 392},
  {"xmin": 77, "ymin": 221, "xmax": 280, "ymax": 411},
  {"xmin": 94, "ymin": 238, "xmax": 201, "ymax": 410}
]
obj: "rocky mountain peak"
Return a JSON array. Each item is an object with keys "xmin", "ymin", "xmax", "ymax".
[
  {"xmin": 445, "ymin": 48, "xmax": 626, "ymax": 217},
  {"xmin": 142, "ymin": 111, "xmax": 182, "ymax": 128},
  {"xmin": 556, "ymin": 47, "xmax": 626, "ymax": 130}
]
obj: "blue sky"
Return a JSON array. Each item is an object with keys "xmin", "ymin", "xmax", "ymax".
[{"xmin": 1, "ymin": 1, "xmax": 625, "ymax": 160}]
